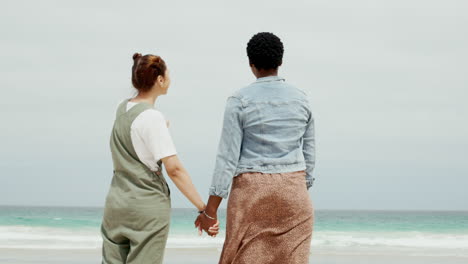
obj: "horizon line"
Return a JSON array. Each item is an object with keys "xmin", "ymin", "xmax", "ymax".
[{"xmin": 1, "ymin": 204, "xmax": 467, "ymax": 212}]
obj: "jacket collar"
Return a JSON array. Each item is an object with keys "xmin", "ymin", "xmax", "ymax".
[{"xmin": 254, "ymin": 75, "xmax": 285, "ymax": 83}]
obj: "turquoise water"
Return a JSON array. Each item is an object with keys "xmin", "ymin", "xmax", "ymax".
[
  {"xmin": 0, "ymin": 206, "xmax": 102, "ymax": 229},
  {"xmin": 1, "ymin": 206, "xmax": 467, "ymax": 254},
  {"xmin": 1, "ymin": 206, "xmax": 467, "ymax": 233}
]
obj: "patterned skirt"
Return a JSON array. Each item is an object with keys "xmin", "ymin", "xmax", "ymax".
[{"xmin": 218, "ymin": 171, "xmax": 314, "ymax": 264}]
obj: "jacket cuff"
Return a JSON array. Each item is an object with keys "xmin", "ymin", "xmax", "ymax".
[
  {"xmin": 209, "ymin": 186, "xmax": 229, "ymax": 199},
  {"xmin": 306, "ymin": 177, "xmax": 315, "ymax": 190}
]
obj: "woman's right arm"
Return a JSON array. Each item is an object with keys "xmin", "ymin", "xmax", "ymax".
[
  {"xmin": 302, "ymin": 99, "xmax": 316, "ymax": 190},
  {"xmin": 162, "ymin": 155, "xmax": 205, "ymax": 212},
  {"xmin": 195, "ymin": 96, "xmax": 244, "ymax": 235}
]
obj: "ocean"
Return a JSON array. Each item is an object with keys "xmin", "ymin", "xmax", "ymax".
[{"xmin": 1, "ymin": 206, "xmax": 467, "ymax": 257}]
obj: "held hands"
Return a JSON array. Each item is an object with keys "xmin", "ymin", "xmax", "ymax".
[
  {"xmin": 194, "ymin": 211, "xmax": 219, "ymax": 237},
  {"xmin": 195, "ymin": 196, "xmax": 223, "ymax": 237}
]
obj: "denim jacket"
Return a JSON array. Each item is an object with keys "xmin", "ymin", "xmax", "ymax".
[{"xmin": 209, "ymin": 75, "xmax": 316, "ymax": 198}]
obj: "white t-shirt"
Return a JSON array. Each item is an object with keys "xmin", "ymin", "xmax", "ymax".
[{"xmin": 124, "ymin": 100, "xmax": 177, "ymax": 171}]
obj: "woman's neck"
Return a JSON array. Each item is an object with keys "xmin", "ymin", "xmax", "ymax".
[
  {"xmin": 255, "ymin": 69, "xmax": 278, "ymax": 78},
  {"xmin": 130, "ymin": 91, "xmax": 160, "ymax": 106}
]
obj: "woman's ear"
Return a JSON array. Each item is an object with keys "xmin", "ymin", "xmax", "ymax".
[
  {"xmin": 250, "ymin": 64, "xmax": 258, "ymax": 77},
  {"xmin": 157, "ymin": 75, "xmax": 164, "ymax": 85}
]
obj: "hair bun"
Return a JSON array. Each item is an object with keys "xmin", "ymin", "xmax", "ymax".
[{"xmin": 133, "ymin": 53, "xmax": 142, "ymax": 61}]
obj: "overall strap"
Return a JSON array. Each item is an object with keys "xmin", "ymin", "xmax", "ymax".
[
  {"xmin": 116, "ymin": 98, "xmax": 154, "ymax": 119},
  {"xmin": 113, "ymin": 98, "xmax": 159, "ymax": 174},
  {"xmin": 116, "ymin": 98, "xmax": 130, "ymax": 118},
  {"xmin": 124, "ymin": 102, "xmax": 165, "ymax": 177},
  {"xmin": 126, "ymin": 101, "xmax": 154, "ymax": 121}
]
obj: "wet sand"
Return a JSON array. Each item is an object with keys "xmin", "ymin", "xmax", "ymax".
[{"xmin": 1, "ymin": 248, "xmax": 467, "ymax": 264}]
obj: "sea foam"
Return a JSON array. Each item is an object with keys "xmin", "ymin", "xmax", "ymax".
[{"xmin": 1, "ymin": 225, "xmax": 468, "ymax": 257}]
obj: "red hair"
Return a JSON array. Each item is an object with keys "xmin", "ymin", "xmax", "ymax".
[{"xmin": 131, "ymin": 53, "xmax": 167, "ymax": 92}]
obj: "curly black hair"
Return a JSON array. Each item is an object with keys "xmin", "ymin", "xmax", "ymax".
[{"xmin": 246, "ymin": 32, "xmax": 284, "ymax": 70}]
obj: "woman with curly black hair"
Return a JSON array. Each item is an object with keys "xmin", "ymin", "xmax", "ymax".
[{"xmin": 195, "ymin": 32, "xmax": 316, "ymax": 263}]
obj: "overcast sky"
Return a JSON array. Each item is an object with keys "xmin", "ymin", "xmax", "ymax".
[{"xmin": 1, "ymin": 0, "xmax": 467, "ymax": 210}]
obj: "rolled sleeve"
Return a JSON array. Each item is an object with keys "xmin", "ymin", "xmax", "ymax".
[
  {"xmin": 306, "ymin": 178, "xmax": 315, "ymax": 190},
  {"xmin": 209, "ymin": 96, "xmax": 244, "ymax": 199},
  {"xmin": 208, "ymin": 186, "xmax": 230, "ymax": 199}
]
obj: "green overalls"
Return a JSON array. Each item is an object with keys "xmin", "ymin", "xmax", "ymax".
[{"xmin": 101, "ymin": 99, "xmax": 171, "ymax": 264}]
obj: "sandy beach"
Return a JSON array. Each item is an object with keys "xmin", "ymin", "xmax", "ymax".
[{"xmin": 1, "ymin": 248, "xmax": 467, "ymax": 264}]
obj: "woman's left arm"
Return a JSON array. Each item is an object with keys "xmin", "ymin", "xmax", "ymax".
[{"xmin": 162, "ymin": 155, "xmax": 206, "ymax": 211}]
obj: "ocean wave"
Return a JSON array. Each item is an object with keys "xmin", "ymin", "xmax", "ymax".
[
  {"xmin": 0, "ymin": 225, "xmax": 101, "ymax": 249},
  {"xmin": 1, "ymin": 225, "xmax": 467, "ymax": 255},
  {"xmin": 311, "ymin": 231, "xmax": 468, "ymax": 249}
]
